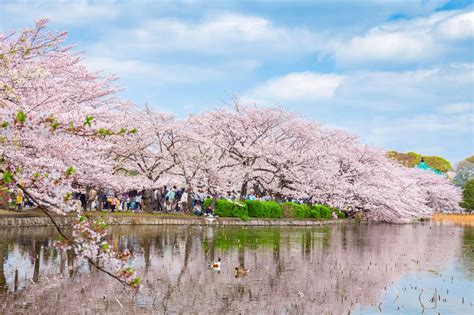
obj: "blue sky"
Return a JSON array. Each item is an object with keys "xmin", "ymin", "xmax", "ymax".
[{"xmin": 1, "ymin": 0, "xmax": 473, "ymax": 164}]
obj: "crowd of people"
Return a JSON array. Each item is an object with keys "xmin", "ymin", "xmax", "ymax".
[
  {"xmin": 73, "ymin": 186, "xmax": 208, "ymax": 214},
  {"xmin": 71, "ymin": 186, "xmax": 299, "ymax": 215}
]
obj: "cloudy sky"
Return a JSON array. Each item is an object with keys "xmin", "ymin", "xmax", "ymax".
[{"xmin": 1, "ymin": 0, "xmax": 473, "ymax": 163}]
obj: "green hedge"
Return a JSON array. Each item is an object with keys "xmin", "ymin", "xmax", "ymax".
[
  {"xmin": 246, "ymin": 200, "xmax": 282, "ymax": 218},
  {"xmin": 204, "ymin": 198, "xmax": 248, "ymax": 219},
  {"xmin": 203, "ymin": 198, "xmax": 344, "ymax": 220},
  {"xmin": 281, "ymin": 202, "xmax": 344, "ymax": 219},
  {"xmin": 461, "ymin": 180, "xmax": 474, "ymax": 212},
  {"xmin": 311, "ymin": 204, "xmax": 331, "ymax": 219},
  {"xmin": 203, "ymin": 198, "xmax": 212, "ymax": 209},
  {"xmin": 282, "ymin": 202, "xmax": 311, "ymax": 218},
  {"xmin": 335, "ymin": 209, "xmax": 346, "ymax": 218}
]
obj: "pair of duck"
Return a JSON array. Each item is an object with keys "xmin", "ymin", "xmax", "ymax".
[{"xmin": 208, "ymin": 258, "xmax": 249, "ymax": 276}]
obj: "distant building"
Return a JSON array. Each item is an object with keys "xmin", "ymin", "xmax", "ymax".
[{"xmin": 416, "ymin": 158, "xmax": 443, "ymax": 175}]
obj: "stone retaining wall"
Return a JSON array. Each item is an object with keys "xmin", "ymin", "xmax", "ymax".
[{"xmin": 0, "ymin": 215, "xmax": 351, "ymax": 227}]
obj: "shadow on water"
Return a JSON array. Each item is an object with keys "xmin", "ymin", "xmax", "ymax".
[{"xmin": 0, "ymin": 224, "xmax": 472, "ymax": 314}]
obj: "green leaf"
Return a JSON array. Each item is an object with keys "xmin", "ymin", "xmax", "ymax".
[
  {"xmin": 97, "ymin": 128, "xmax": 113, "ymax": 137},
  {"xmin": 65, "ymin": 166, "xmax": 76, "ymax": 178},
  {"xmin": 51, "ymin": 121, "xmax": 61, "ymax": 131},
  {"xmin": 128, "ymin": 128, "xmax": 138, "ymax": 134},
  {"xmin": 83, "ymin": 115, "xmax": 94, "ymax": 128},
  {"xmin": 16, "ymin": 111, "xmax": 26, "ymax": 123},
  {"xmin": 64, "ymin": 191, "xmax": 73, "ymax": 202},
  {"xmin": 2, "ymin": 171, "xmax": 13, "ymax": 184},
  {"xmin": 130, "ymin": 276, "xmax": 140, "ymax": 286},
  {"xmin": 0, "ymin": 121, "xmax": 9, "ymax": 128}
]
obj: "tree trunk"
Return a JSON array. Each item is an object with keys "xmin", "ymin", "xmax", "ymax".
[
  {"xmin": 240, "ymin": 181, "xmax": 248, "ymax": 200},
  {"xmin": 85, "ymin": 186, "xmax": 93, "ymax": 211},
  {"xmin": 211, "ymin": 193, "xmax": 217, "ymax": 211},
  {"xmin": 186, "ymin": 187, "xmax": 193, "ymax": 213},
  {"xmin": 98, "ymin": 190, "xmax": 103, "ymax": 211},
  {"xmin": 143, "ymin": 189, "xmax": 154, "ymax": 213}
]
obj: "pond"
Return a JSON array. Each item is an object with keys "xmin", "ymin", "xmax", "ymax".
[{"xmin": 0, "ymin": 223, "xmax": 472, "ymax": 314}]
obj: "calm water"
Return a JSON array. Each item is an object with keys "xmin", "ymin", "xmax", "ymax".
[{"xmin": 0, "ymin": 223, "xmax": 472, "ymax": 314}]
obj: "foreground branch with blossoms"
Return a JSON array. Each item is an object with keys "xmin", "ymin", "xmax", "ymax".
[{"xmin": 20, "ymin": 187, "xmax": 140, "ymax": 287}]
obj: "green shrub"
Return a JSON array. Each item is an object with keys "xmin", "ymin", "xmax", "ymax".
[
  {"xmin": 310, "ymin": 207, "xmax": 321, "ymax": 218},
  {"xmin": 281, "ymin": 202, "xmax": 311, "ymax": 218},
  {"xmin": 246, "ymin": 200, "xmax": 282, "ymax": 218},
  {"xmin": 309, "ymin": 204, "xmax": 331, "ymax": 219},
  {"xmin": 203, "ymin": 198, "xmax": 212, "ymax": 209},
  {"xmin": 213, "ymin": 199, "xmax": 248, "ymax": 219},
  {"xmin": 461, "ymin": 180, "xmax": 474, "ymax": 212},
  {"xmin": 281, "ymin": 202, "xmax": 294, "ymax": 218},
  {"xmin": 281, "ymin": 202, "xmax": 337, "ymax": 219}
]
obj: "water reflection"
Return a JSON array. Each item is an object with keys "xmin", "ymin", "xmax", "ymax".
[{"xmin": 0, "ymin": 224, "xmax": 472, "ymax": 314}]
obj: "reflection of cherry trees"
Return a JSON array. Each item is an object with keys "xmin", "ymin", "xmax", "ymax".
[{"xmin": 0, "ymin": 225, "xmax": 467, "ymax": 313}]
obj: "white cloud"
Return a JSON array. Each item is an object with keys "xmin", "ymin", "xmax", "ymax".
[
  {"xmin": 334, "ymin": 9, "xmax": 473, "ymax": 67},
  {"xmin": 88, "ymin": 12, "xmax": 323, "ymax": 58},
  {"xmin": 3, "ymin": 1, "xmax": 120, "ymax": 26},
  {"xmin": 373, "ymin": 114, "xmax": 473, "ymax": 133},
  {"xmin": 336, "ymin": 31, "xmax": 434, "ymax": 65},
  {"xmin": 249, "ymin": 72, "xmax": 345, "ymax": 102},
  {"xmin": 437, "ymin": 102, "xmax": 474, "ymax": 114},
  {"xmin": 245, "ymin": 63, "xmax": 473, "ymax": 111},
  {"xmin": 334, "ymin": 63, "xmax": 474, "ymax": 110},
  {"xmin": 433, "ymin": 11, "xmax": 474, "ymax": 40}
]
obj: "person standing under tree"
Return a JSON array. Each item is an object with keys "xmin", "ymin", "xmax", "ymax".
[
  {"xmin": 179, "ymin": 188, "xmax": 188, "ymax": 212},
  {"xmin": 136, "ymin": 193, "xmax": 143, "ymax": 212},
  {"xmin": 166, "ymin": 186, "xmax": 176, "ymax": 211},
  {"xmin": 16, "ymin": 188, "xmax": 23, "ymax": 211},
  {"xmin": 175, "ymin": 188, "xmax": 183, "ymax": 211}
]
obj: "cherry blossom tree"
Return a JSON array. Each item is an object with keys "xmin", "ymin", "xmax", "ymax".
[
  {"xmin": 112, "ymin": 107, "xmax": 223, "ymax": 211},
  {"xmin": 192, "ymin": 99, "xmax": 318, "ymax": 198},
  {"xmin": 112, "ymin": 108, "xmax": 177, "ymax": 185},
  {"xmin": 190, "ymin": 100, "xmax": 462, "ymax": 222}
]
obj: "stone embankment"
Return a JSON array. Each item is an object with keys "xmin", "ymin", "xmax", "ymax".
[{"xmin": 0, "ymin": 213, "xmax": 351, "ymax": 227}]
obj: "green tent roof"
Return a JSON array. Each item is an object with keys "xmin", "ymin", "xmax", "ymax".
[{"xmin": 416, "ymin": 161, "xmax": 443, "ymax": 175}]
